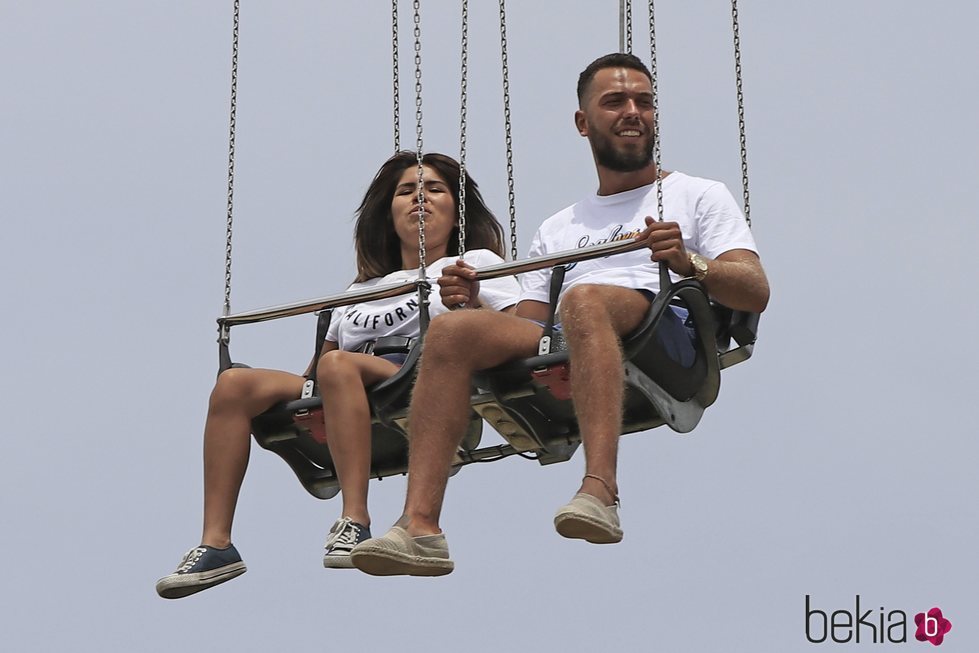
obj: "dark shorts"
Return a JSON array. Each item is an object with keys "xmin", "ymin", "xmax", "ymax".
[
  {"xmin": 656, "ymin": 305, "xmax": 697, "ymax": 368},
  {"xmin": 532, "ymin": 289, "xmax": 697, "ymax": 367},
  {"xmin": 305, "ymin": 347, "xmax": 408, "ymax": 383},
  {"xmin": 356, "ymin": 336, "xmax": 414, "ymax": 367},
  {"xmin": 378, "ymin": 353, "xmax": 408, "ymax": 366}
]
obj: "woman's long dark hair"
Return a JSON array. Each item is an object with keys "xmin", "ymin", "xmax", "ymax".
[{"xmin": 353, "ymin": 151, "xmax": 506, "ymax": 282}]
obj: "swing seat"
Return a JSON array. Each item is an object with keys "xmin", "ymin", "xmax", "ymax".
[
  {"xmin": 249, "ymin": 343, "xmax": 483, "ymax": 500},
  {"xmin": 715, "ymin": 304, "xmax": 760, "ymax": 369},
  {"xmin": 470, "ymin": 279, "xmax": 757, "ymax": 461}
]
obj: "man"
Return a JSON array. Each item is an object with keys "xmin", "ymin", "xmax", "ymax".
[{"xmin": 350, "ymin": 53, "xmax": 770, "ymax": 576}]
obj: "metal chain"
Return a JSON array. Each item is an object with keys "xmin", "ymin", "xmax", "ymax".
[
  {"xmin": 391, "ymin": 0, "xmax": 401, "ymax": 152},
  {"xmin": 626, "ymin": 0, "xmax": 633, "ymax": 52},
  {"xmin": 222, "ymin": 0, "xmax": 240, "ymax": 320},
  {"xmin": 647, "ymin": 0, "xmax": 664, "ymax": 223},
  {"xmin": 731, "ymin": 0, "xmax": 751, "ymax": 228},
  {"xmin": 457, "ymin": 0, "xmax": 469, "ymax": 256},
  {"xmin": 623, "ymin": 0, "xmax": 633, "ymax": 53},
  {"xmin": 412, "ymin": 0, "xmax": 426, "ymax": 274},
  {"xmin": 499, "ymin": 0, "xmax": 518, "ymax": 261}
]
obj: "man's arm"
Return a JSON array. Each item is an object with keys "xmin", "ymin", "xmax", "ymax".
[
  {"xmin": 638, "ymin": 217, "xmax": 770, "ymax": 313},
  {"xmin": 682, "ymin": 248, "xmax": 769, "ymax": 313}
]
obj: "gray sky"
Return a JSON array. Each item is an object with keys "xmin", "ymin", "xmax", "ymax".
[{"xmin": 2, "ymin": 2, "xmax": 977, "ymax": 651}]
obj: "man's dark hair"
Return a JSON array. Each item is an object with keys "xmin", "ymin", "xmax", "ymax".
[{"xmin": 576, "ymin": 52, "xmax": 652, "ymax": 106}]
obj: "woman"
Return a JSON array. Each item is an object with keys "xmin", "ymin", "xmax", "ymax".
[{"xmin": 156, "ymin": 152, "xmax": 519, "ymax": 598}]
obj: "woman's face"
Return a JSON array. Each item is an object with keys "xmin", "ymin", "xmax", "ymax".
[{"xmin": 390, "ymin": 164, "xmax": 457, "ymax": 255}]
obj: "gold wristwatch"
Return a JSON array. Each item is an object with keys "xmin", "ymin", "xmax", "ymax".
[{"xmin": 688, "ymin": 252, "xmax": 709, "ymax": 281}]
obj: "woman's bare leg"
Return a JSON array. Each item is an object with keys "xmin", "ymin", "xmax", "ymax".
[
  {"xmin": 201, "ymin": 367, "xmax": 306, "ymax": 547},
  {"xmin": 316, "ymin": 351, "xmax": 400, "ymax": 526}
]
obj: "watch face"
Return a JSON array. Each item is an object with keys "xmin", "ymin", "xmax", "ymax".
[{"xmin": 691, "ymin": 254, "xmax": 708, "ymax": 280}]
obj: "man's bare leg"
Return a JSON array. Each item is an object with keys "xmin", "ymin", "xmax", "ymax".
[
  {"xmin": 557, "ymin": 284, "xmax": 651, "ymax": 505},
  {"xmin": 401, "ymin": 310, "xmax": 542, "ymax": 537}
]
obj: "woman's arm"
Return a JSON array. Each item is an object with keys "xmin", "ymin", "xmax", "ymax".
[{"xmin": 303, "ymin": 339, "xmax": 339, "ymax": 377}]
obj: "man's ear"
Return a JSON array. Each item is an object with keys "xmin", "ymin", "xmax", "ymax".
[{"xmin": 574, "ymin": 110, "xmax": 587, "ymax": 137}]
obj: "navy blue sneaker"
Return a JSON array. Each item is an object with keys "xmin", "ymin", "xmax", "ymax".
[
  {"xmin": 155, "ymin": 544, "xmax": 247, "ymax": 599},
  {"xmin": 323, "ymin": 517, "xmax": 371, "ymax": 569}
]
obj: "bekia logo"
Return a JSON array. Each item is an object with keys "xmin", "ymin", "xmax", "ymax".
[
  {"xmin": 806, "ymin": 596, "xmax": 952, "ymax": 646},
  {"xmin": 914, "ymin": 608, "xmax": 952, "ymax": 646}
]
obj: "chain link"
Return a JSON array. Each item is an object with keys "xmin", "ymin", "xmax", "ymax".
[
  {"xmin": 391, "ymin": 0, "xmax": 401, "ymax": 152},
  {"xmin": 499, "ymin": 0, "xmax": 518, "ymax": 261},
  {"xmin": 457, "ymin": 0, "xmax": 469, "ymax": 256},
  {"xmin": 412, "ymin": 0, "xmax": 426, "ymax": 274},
  {"xmin": 222, "ymin": 0, "xmax": 240, "ymax": 320},
  {"xmin": 731, "ymin": 0, "xmax": 751, "ymax": 228},
  {"xmin": 647, "ymin": 0, "xmax": 664, "ymax": 223},
  {"xmin": 625, "ymin": 0, "xmax": 633, "ymax": 53}
]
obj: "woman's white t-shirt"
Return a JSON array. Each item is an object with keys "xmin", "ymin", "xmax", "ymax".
[{"xmin": 326, "ymin": 248, "xmax": 519, "ymax": 352}]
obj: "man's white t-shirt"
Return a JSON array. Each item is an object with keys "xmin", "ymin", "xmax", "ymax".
[
  {"xmin": 327, "ymin": 248, "xmax": 518, "ymax": 352},
  {"xmin": 519, "ymin": 172, "xmax": 757, "ymax": 305}
]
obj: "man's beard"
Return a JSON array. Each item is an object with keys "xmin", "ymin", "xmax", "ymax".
[{"xmin": 590, "ymin": 128, "xmax": 655, "ymax": 172}]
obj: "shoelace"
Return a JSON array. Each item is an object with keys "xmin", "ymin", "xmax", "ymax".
[
  {"xmin": 324, "ymin": 517, "xmax": 361, "ymax": 549},
  {"xmin": 176, "ymin": 547, "xmax": 207, "ymax": 573}
]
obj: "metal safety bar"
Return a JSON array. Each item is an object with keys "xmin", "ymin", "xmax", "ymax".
[{"xmin": 218, "ymin": 238, "xmax": 649, "ymax": 328}]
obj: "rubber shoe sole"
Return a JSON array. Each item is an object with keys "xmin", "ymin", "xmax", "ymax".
[
  {"xmin": 554, "ymin": 493, "xmax": 623, "ymax": 544},
  {"xmin": 322, "ymin": 517, "xmax": 370, "ymax": 569},
  {"xmin": 155, "ymin": 562, "xmax": 247, "ymax": 599},
  {"xmin": 323, "ymin": 553, "xmax": 355, "ymax": 569},
  {"xmin": 350, "ymin": 527, "xmax": 454, "ymax": 577}
]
